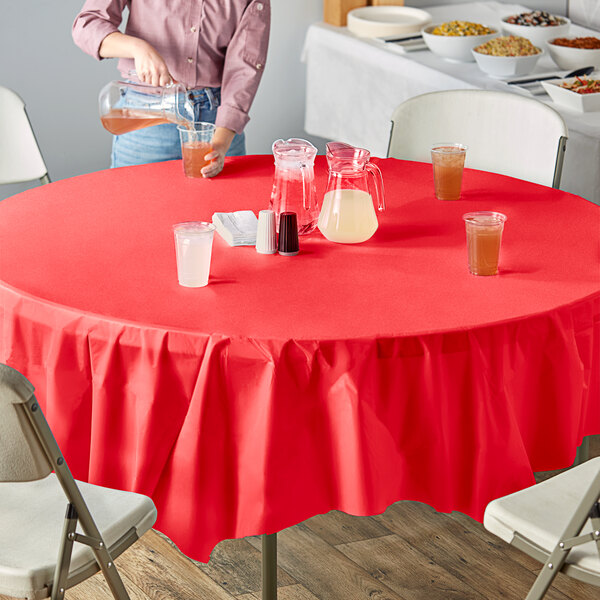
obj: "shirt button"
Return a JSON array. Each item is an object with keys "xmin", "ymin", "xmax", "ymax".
[
  {"xmin": 187, "ymin": 57, "xmax": 193, "ymax": 63},
  {"xmin": 256, "ymin": 63, "xmax": 263, "ymax": 70},
  {"xmin": 190, "ymin": 26, "xmax": 197, "ymax": 33},
  {"xmin": 256, "ymin": 2, "xmax": 263, "ymax": 10}
]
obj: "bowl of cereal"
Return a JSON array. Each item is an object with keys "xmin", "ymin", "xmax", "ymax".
[
  {"xmin": 547, "ymin": 37, "xmax": 600, "ymax": 70},
  {"xmin": 421, "ymin": 21, "xmax": 497, "ymax": 62},
  {"xmin": 472, "ymin": 36, "xmax": 543, "ymax": 78},
  {"xmin": 541, "ymin": 75, "xmax": 600, "ymax": 112},
  {"xmin": 502, "ymin": 11, "xmax": 570, "ymax": 47}
]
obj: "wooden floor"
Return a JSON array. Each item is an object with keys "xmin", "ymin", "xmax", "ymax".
[{"xmin": 5, "ymin": 438, "xmax": 600, "ymax": 600}]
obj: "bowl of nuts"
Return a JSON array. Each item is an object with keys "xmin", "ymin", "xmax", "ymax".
[
  {"xmin": 501, "ymin": 11, "xmax": 570, "ymax": 48},
  {"xmin": 421, "ymin": 20, "xmax": 498, "ymax": 62},
  {"xmin": 547, "ymin": 37, "xmax": 600, "ymax": 70},
  {"xmin": 472, "ymin": 36, "xmax": 543, "ymax": 78}
]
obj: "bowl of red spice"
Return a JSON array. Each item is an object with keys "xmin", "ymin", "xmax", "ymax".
[{"xmin": 548, "ymin": 36, "xmax": 600, "ymax": 70}]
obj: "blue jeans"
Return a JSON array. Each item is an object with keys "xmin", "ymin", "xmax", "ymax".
[{"xmin": 111, "ymin": 86, "xmax": 246, "ymax": 168}]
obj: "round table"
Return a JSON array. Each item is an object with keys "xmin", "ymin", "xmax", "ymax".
[{"xmin": 1, "ymin": 155, "xmax": 598, "ymax": 563}]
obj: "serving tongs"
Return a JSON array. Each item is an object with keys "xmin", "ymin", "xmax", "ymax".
[{"xmin": 507, "ymin": 65, "xmax": 595, "ymax": 86}]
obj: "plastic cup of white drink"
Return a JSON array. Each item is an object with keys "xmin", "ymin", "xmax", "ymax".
[{"xmin": 172, "ymin": 222, "xmax": 216, "ymax": 287}]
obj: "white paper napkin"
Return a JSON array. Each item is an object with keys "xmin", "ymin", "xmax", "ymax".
[{"xmin": 212, "ymin": 211, "xmax": 258, "ymax": 246}]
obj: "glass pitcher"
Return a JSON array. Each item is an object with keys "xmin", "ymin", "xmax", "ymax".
[
  {"xmin": 98, "ymin": 80, "xmax": 195, "ymax": 135},
  {"xmin": 269, "ymin": 138, "xmax": 318, "ymax": 235},
  {"xmin": 318, "ymin": 142, "xmax": 385, "ymax": 244}
]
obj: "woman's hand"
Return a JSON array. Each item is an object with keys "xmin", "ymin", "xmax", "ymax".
[
  {"xmin": 100, "ymin": 32, "xmax": 173, "ymax": 87},
  {"xmin": 201, "ymin": 127, "xmax": 236, "ymax": 178},
  {"xmin": 132, "ymin": 40, "xmax": 173, "ymax": 87}
]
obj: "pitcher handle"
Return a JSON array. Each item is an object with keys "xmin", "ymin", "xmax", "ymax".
[
  {"xmin": 366, "ymin": 162, "xmax": 385, "ymax": 212},
  {"xmin": 301, "ymin": 164, "xmax": 312, "ymax": 212}
]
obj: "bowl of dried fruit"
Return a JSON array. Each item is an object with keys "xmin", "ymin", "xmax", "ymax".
[
  {"xmin": 421, "ymin": 20, "xmax": 497, "ymax": 62},
  {"xmin": 472, "ymin": 36, "xmax": 543, "ymax": 78},
  {"xmin": 541, "ymin": 75, "xmax": 600, "ymax": 112},
  {"xmin": 502, "ymin": 10, "xmax": 570, "ymax": 47},
  {"xmin": 547, "ymin": 37, "xmax": 600, "ymax": 70}
]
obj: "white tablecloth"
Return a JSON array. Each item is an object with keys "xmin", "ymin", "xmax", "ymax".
[{"xmin": 303, "ymin": 1, "xmax": 600, "ymax": 204}]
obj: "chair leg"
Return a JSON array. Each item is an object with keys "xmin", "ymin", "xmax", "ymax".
[
  {"xmin": 51, "ymin": 504, "xmax": 78, "ymax": 600},
  {"xmin": 525, "ymin": 561, "xmax": 562, "ymax": 600},
  {"xmin": 262, "ymin": 533, "xmax": 277, "ymax": 600}
]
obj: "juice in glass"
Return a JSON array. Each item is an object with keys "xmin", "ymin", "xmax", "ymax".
[
  {"xmin": 182, "ymin": 142, "xmax": 213, "ymax": 178},
  {"xmin": 173, "ymin": 222, "xmax": 216, "ymax": 287},
  {"xmin": 431, "ymin": 144, "xmax": 467, "ymax": 201},
  {"xmin": 463, "ymin": 212, "xmax": 507, "ymax": 276},
  {"xmin": 178, "ymin": 123, "xmax": 215, "ymax": 178}
]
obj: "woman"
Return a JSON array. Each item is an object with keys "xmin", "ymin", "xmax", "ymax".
[{"xmin": 73, "ymin": 0, "xmax": 270, "ymax": 177}]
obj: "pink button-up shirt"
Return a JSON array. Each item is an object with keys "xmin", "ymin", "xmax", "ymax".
[{"xmin": 72, "ymin": 0, "xmax": 270, "ymax": 133}]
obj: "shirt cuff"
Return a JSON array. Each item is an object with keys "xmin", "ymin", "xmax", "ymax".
[{"xmin": 215, "ymin": 104, "xmax": 250, "ymax": 135}]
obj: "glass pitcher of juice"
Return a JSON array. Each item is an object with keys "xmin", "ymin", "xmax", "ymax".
[
  {"xmin": 98, "ymin": 81, "xmax": 194, "ymax": 135},
  {"xmin": 318, "ymin": 142, "xmax": 385, "ymax": 244},
  {"xmin": 269, "ymin": 138, "xmax": 318, "ymax": 235}
]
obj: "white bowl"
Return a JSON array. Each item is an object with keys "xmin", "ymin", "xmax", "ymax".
[
  {"xmin": 547, "ymin": 38, "xmax": 600, "ymax": 70},
  {"xmin": 347, "ymin": 6, "xmax": 432, "ymax": 38},
  {"xmin": 541, "ymin": 75, "xmax": 600, "ymax": 112},
  {"xmin": 501, "ymin": 15, "xmax": 570, "ymax": 48},
  {"xmin": 472, "ymin": 47, "xmax": 544, "ymax": 78},
  {"xmin": 421, "ymin": 24, "xmax": 498, "ymax": 63}
]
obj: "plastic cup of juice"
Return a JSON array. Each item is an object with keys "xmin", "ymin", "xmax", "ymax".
[
  {"xmin": 463, "ymin": 212, "xmax": 507, "ymax": 276},
  {"xmin": 431, "ymin": 143, "xmax": 467, "ymax": 200},
  {"xmin": 178, "ymin": 122, "xmax": 215, "ymax": 178},
  {"xmin": 173, "ymin": 222, "xmax": 216, "ymax": 287}
]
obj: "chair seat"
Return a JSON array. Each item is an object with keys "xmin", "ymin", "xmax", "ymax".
[
  {"xmin": 484, "ymin": 456, "xmax": 600, "ymax": 576},
  {"xmin": 0, "ymin": 474, "xmax": 157, "ymax": 599}
]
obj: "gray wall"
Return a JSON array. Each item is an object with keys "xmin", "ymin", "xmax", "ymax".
[{"xmin": 1, "ymin": 0, "xmax": 571, "ymax": 200}]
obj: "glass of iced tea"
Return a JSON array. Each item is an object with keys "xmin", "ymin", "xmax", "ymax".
[
  {"xmin": 431, "ymin": 143, "xmax": 467, "ymax": 200},
  {"xmin": 178, "ymin": 122, "xmax": 215, "ymax": 178},
  {"xmin": 463, "ymin": 212, "xmax": 507, "ymax": 276}
]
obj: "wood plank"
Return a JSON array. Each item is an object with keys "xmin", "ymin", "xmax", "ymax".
[
  {"xmin": 115, "ymin": 530, "xmax": 238, "ymax": 600},
  {"xmin": 194, "ymin": 537, "xmax": 296, "ymax": 596},
  {"xmin": 66, "ymin": 567, "xmax": 148, "ymax": 600},
  {"xmin": 247, "ymin": 522, "xmax": 409, "ymax": 600},
  {"xmin": 235, "ymin": 585, "xmax": 319, "ymax": 600},
  {"xmin": 303, "ymin": 510, "xmax": 392, "ymax": 546},
  {"xmin": 336, "ymin": 533, "xmax": 486, "ymax": 599},
  {"xmin": 374, "ymin": 501, "xmax": 589, "ymax": 600}
]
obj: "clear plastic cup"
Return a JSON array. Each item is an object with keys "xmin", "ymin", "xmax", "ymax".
[
  {"xmin": 463, "ymin": 212, "xmax": 507, "ymax": 276},
  {"xmin": 173, "ymin": 222, "xmax": 216, "ymax": 287},
  {"xmin": 431, "ymin": 143, "xmax": 467, "ymax": 200},
  {"xmin": 178, "ymin": 122, "xmax": 215, "ymax": 178}
]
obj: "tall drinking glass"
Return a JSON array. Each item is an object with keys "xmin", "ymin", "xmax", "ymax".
[{"xmin": 431, "ymin": 143, "xmax": 467, "ymax": 200}]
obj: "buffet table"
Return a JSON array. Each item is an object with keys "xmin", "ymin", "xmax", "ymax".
[
  {"xmin": 303, "ymin": 1, "xmax": 600, "ymax": 204},
  {"xmin": 0, "ymin": 155, "xmax": 598, "ymax": 564}
]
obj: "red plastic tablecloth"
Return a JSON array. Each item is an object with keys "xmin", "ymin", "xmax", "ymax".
[{"xmin": 1, "ymin": 155, "xmax": 599, "ymax": 562}]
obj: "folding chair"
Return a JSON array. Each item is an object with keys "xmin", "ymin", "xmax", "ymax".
[
  {"xmin": 0, "ymin": 86, "xmax": 51, "ymax": 185},
  {"xmin": 484, "ymin": 457, "xmax": 600, "ymax": 599},
  {"xmin": 0, "ymin": 364, "xmax": 157, "ymax": 599},
  {"xmin": 387, "ymin": 89, "xmax": 568, "ymax": 189}
]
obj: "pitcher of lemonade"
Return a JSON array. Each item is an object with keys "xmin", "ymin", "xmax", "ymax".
[
  {"xmin": 98, "ymin": 80, "xmax": 194, "ymax": 135},
  {"xmin": 269, "ymin": 138, "xmax": 318, "ymax": 235},
  {"xmin": 318, "ymin": 142, "xmax": 385, "ymax": 244}
]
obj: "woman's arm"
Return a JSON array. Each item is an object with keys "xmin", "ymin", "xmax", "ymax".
[{"xmin": 99, "ymin": 32, "xmax": 173, "ymax": 87}]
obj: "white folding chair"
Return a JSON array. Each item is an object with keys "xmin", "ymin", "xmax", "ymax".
[
  {"xmin": 484, "ymin": 457, "xmax": 600, "ymax": 599},
  {"xmin": 0, "ymin": 364, "xmax": 157, "ymax": 599},
  {"xmin": 387, "ymin": 89, "xmax": 568, "ymax": 189},
  {"xmin": 0, "ymin": 86, "xmax": 51, "ymax": 186}
]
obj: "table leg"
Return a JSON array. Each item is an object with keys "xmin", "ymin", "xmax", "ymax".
[
  {"xmin": 574, "ymin": 436, "xmax": 590, "ymax": 466},
  {"xmin": 262, "ymin": 533, "xmax": 277, "ymax": 600}
]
